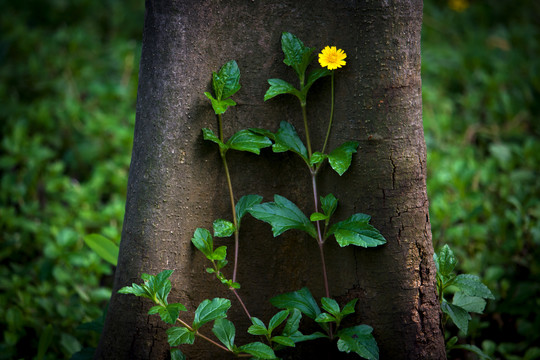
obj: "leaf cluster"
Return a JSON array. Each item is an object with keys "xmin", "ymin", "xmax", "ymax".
[
  {"xmin": 270, "ymin": 288, "xmax": 379, "ymax": 359},
  {"xmin": 118, "ymin": 270, "xmax": 187, "ymax": 324},
  {"xmin": 190, "ymin": 194, "xmax": 264, "ymax": 289},
  {"xmin": 203, "ymin": 128, "xmax": 272, "ymax": 156},
  {"xmin": 118, "ymin": 272, "xmax": 381, "ymax": 359},
  {"xmin": 191, "ymin": 228, "xmax": 238, "ymax": 289},
  {"xmin": 435, "ymin": 245, "xmax": 495, "ymax": 358},
  {"xmin": 204, "ymin": 60, "xmax": 241, "ymax": 115},
  {"xmin": 251, "ymin": 121, "xmax": 360, "ymax": 177},
  {"xmin": 248, "ymin": 193, "xmax": 386, "ymax": 248},
  {"xmin": 119, "ymin": 270, "xmax": 280, "ymax": 359},
  {"xmin": 264, "ymin": 32, "xmax": 331, "ymax": 104}
]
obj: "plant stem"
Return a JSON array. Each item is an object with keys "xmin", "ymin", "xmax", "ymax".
[
  {"xmin": 197, "ymin": 331, "xmax": 231, "ymax": 353},
  {"xmin": 218, "ymin": 114, "xmax": 240, "ymax": 284},
  {"xmin": 311, "ymin": 172, "xmax": 334, "ymax": 338},
  {"xmin": 217, "ymin": 115, "xmax": 252, "ymax": 323},
  {"xmin": 321, "ymin": 72, "xmax": 335, "ymax": 155},
  {"xmin": 311, "ymin": 174, "xmax": 330, "ymax": 299},
  {"xmin": 218, "ymin": 114, "xmax": 224, "ymax": 142},
  {"xmin": 221, "ymin": 155, "xmax": 240, "ymax": 283},
  {"xmin": 231, "ymin": 288, "xmax": 251, "ymax": 319},
  {"xmin": 176, "ymin": 317, "xmax": 231, "ymax": 353},
  {"xmin": 301, "ymin": 103, "xmax": 313, "ymax": 158}
]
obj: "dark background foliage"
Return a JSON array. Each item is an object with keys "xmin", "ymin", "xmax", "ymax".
[
  {"xmin": 0, "ymin": 1, "xmax": 143, "ymax": 358},
  {"xmin": 0, "ymin": 0, "xmax": 538, "ymax": 358},
  {"xmin": 423, "ymin": 0, "xmax": 540, "ymax": 358}
]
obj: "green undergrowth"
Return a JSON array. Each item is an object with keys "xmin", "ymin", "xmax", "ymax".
[
  {"xmin": 0, "ymin": 1, "xmax": 143, "ymax": 358},
  {"xmin": 423, "ymin": 1, "xmax": 540, "ymax": 358}
]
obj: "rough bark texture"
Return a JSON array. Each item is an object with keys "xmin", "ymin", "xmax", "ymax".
[{"xmin": 95, "ymin": 0, "xmax": 446, "ymax": 359}]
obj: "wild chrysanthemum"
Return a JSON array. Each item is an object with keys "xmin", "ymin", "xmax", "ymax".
[{"xmin": 318, "ymin": 46, "xmax": 347, "ymax": 70}]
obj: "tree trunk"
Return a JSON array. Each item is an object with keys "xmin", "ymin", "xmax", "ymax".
[{"xmin": 95, "ymin": 0, "xmax": 445, "ymax": 359}]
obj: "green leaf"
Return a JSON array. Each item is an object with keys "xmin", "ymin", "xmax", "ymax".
[
  {"xmin": 122, "ymin": 270, "xmax": 173, "ymax": 305},
  {"xmin": 148, "ymin": 303, "xmax": 187, "ymax": 324},
  {"xmin": 191, "ymin": 228, "xmax": 214, "ymax": 258},
  {"xmin": 452, "ymin": 344, "xmax": 493, "ymax": 360},
  {"xmin": 192, "ymin": 298, "xmax": 231, "ymax": 330},
  {"xmin": 341, "ymin": 298, "xmax": 358, "ymax": 317},
  {"xmin": 320, "ymin": 193, "xmax": 338, "ymax": 219},
  {"xmin": 216, "ymin": 259, "xmax": 228, "ymax": 270},
  {"xmin": 314, "ymin": 313, "xmax": 336, "ymax": 323},
  {"xmin": 170, "ymin": 348, "xmax": 186, "ymax": 360},
  {"xmin": 59, "ymin": 334, "xmax": 81, "ymax": 357},
  {"xmin": 248, "ymin": 127, "xmax": 275, "ymax": 141},
  {"xmin": 204, "ymin": 92, "xmax": 237, "ymax": 115},
  {"xmin": 248, "ymin": 194, "xmax": 317, "ymax": 238},
  {"xmin": 209, "ymin": 245, "xmax": 227, "ymax": 261},
  {"xmin": 152, "ymin": 270, "xmax": 174, "ymax": 304},
  {"xmin": 251, "ymin": 317, "xmax": 266, "ymax": 327},
  {"xmin": 235, "ymin": 194, "xmax": 263, "ymax": 225},
  {"xmin": 264, "ymin": 78, "xmax": 302, "ymax": 101},
  {"xmin": 238, "ymin": 342, "xmax": 276, "ymax": 359},
  {"xmin": 282, "ymin": 308, "xmax": 302, "ymax": 337},
  {"xmin": 202, "ymin": 128, "xmax": 228, "ymax": 152},
  {"xmin": 289, "ymin": 331, "xmax": 328, "ymax": 343},
  {"xmin": 441, "ymin": 300, "xmax": 471, "ymax": 334},
  {"xmin": 309, "ymin": 151, "xmax": 327, "ymax": 166},
  {"xmin": 37, "ymin": 324, "xmax": 53, "ymax": 360},
  {"xmin": 227, "ymin": 129, "xmax": 272, "ymax": 154},
  {"xmin": 273, "ymin": 121, "xmax": 309, "ymax": 162},
  {"xmin": 167, "ymin": 326, "xmax": 195, "ymax": 346},
  {"xmin": 321, "ymin": 297, "xmax": 340, "ymax": 317},
  {"xmin": 212, "ymin": 318, "xmax": 236, "ymax": 351},
  {"xmin": 212, "ymin": 60, "xmax": 241, "ymax": 100},
  {"xmin": 248, "ymin": 317, "xmax": 268, "ymax": 335},
  {"xmin": 302, "ymin": 68, "xmax": 332, "ymax": 97},
  {"xmin": 337, "ymin": 325, "xmax": 379, "ymax": 360},
  {"xmin": 281, "ymin": 32, "xmax": 316, "ymax": 79},
  {"xmin": 452, "ymin": 292, "xmax": 487, "ymax": 314},
  {"xmin": 446, "ymin": 336, "xmax": 459, "ymax": 348},
  {"xmin": 310, "ymin": 212, "xmax": 327, "ymax": 221},
  {"xmin": 270, "ymin": 287, "xmax": 321, "ymax": 320},
  {"xmin": 524, "ymin": 348, "xmax": 540, "ymax": 360},
  {"xmin": 271, "ymin": 335, "xmax": 296, "ymax": 347},
  {"xmin": 248, "ymin": 326, "xmax": 268, "ymax": 336},
  {"xmin": 70, "ymin": 348, "xmax": 95, "ymax": 360},
  {"xmin": 83, "ymin": 234, "xmax": 119, "ymax": 266},
  {"xmin": 434, "ymin": 244, "xmax": 457, "ymax": 276},
  {"xmin": 272, "ymin": 143, "xmax": 289, "ymax": 153},
  {"xmin": 327, "ymin": 141, "xmax": 359, "ymax": 176},
  {"xmin": 328, "ymin": 213, "xmax": 386, "ymax": 247},
  {"xmin": 213, "ymin": 219, "xmax": 235, "ymax": 238},
  {"xmin": 118, "ymin": 283, "xmax": 150, "ymax": 299},
  {"xmin": 268, "ymin": 310, "xmax": 289, "ymax": 333},
  {"xmin": 453, "ymin": 274, "xmax": 495, "ymax": 299}
]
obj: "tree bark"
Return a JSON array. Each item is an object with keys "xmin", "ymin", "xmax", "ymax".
[{"xmin": 95, "ymin": 0, "xmax": 445, "ymax": 359}]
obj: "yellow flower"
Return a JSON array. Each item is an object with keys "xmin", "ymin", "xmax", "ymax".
[{"xmin": 318, "ymin": 46, "xmax": 347, "ymax": 70}]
